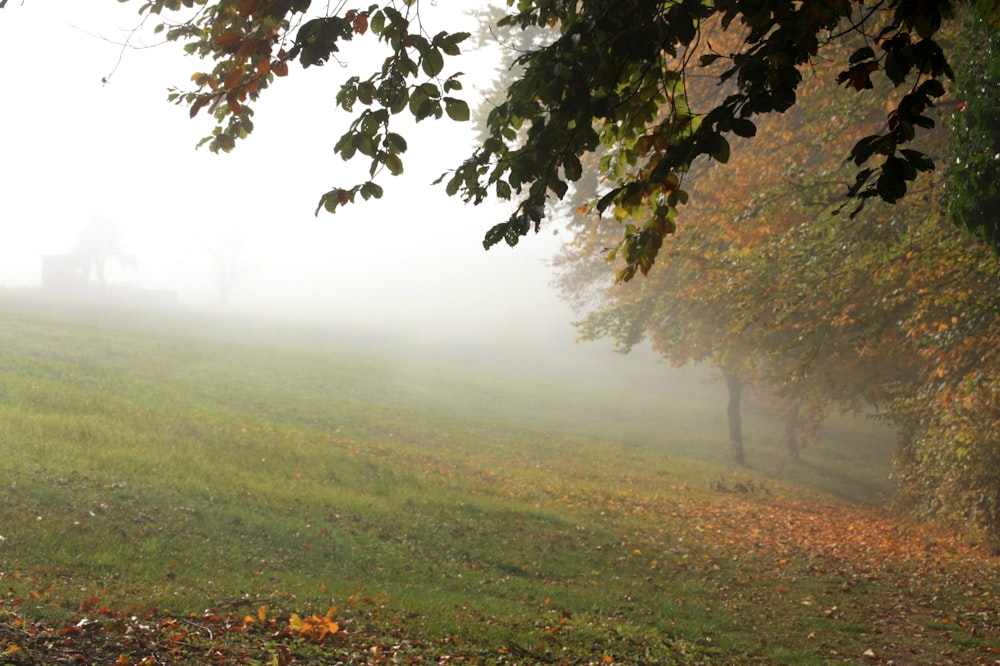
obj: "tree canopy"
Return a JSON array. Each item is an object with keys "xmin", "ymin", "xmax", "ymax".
[
  {"xmin": 555, "ymin": 12, "xmax": 1000, "ymax": 539},
  {"xmin": 51, "ymin": 0, "xmax": 991, "ymax": 277}
]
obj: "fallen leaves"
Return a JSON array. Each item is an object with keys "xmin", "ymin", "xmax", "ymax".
[
  {"xmin": 0, "ymin": 601, "xmax": 349, "ymax": 665},
  {"xmin": 0, "ymin": 597, "xmax": 524, "ymax": 666},
  {"xmin": 288, "ymin": 607, "xmax": 340, "ymax": 641}
]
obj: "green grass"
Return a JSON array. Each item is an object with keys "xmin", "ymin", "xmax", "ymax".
[{"xmin": 0, "ymin": 293, "xmax": 996, "ymax": 665}]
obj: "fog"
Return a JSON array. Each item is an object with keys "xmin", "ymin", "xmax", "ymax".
[{"xmin": 0, "ymin": 1, "xmax": 644, "ymax": 372}]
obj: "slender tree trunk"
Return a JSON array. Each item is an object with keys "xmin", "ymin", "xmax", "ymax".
[
  {"xmin": 724, "ymin": 371, "xmax": 745, "ymax": 466},
  {"xmin": 781, "ymin": 400, "xmax": 801, "ymax": 459},
  {"xmin": 93, "ymin": 255, "xmax": 108, "ymax": 290}
]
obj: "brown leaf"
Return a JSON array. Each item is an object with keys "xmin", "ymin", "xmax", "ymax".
[
  {"xmin": 353, "ymin": 13, "xmax": 369, "ymax": 35},
  {"xmin": 189, "ymin": 96, "xmax": 210, "ymax": 119},
  {"xmin": 214, "ymin": 33, "xmax": 242, "ymax": 55}
]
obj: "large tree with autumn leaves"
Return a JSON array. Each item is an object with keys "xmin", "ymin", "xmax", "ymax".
[{"xmin": 557, "ymin": 12, "xmax": 1000, "ymax": 539}]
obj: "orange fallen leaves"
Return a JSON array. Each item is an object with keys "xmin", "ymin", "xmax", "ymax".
[
  {"xmin": 289, "ymin": 607, "xmax": 340, "ymax": 642},
  {"xmin": 244, "ymin": 604, "xmax": 268, "ymax": 626}
]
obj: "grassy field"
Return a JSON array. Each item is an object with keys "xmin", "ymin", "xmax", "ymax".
[{"xmin": 0, "ymin": 293, "xmax": 996, "ymax": 665}]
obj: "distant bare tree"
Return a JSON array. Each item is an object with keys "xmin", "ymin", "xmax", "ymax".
[
  {"xmin": 73, "ymin": 218, "xmax": 137, "ymax": 288},
  {"xmin": 205, "ymin": 228, "xmax": 246, "ymax": 307}
]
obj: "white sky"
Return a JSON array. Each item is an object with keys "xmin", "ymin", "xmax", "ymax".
[{"xmin": 0, "ymin": 1, "xmax": 589, "ymax": 353}]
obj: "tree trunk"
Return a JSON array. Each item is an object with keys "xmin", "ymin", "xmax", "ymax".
[
  {"xmin": 781, "ymin": 400, "xmax": 801, "ymax": 459},
  {"xmin": 724, "ymin": 371, "xmax": 745, "ymax": 466}
]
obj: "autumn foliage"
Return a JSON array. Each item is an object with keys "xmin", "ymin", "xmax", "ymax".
[{"xmin": 558, "ymin": 16, "xmax": 1000, "ymax": 540}]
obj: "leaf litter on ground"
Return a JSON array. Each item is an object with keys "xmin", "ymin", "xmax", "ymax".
[{"xmin": 2, "ymin": 484, "xmax": 999, "ymax": 665}]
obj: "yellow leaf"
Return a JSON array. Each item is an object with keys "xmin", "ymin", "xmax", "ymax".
[{"xmin": 258, "ymin": 604, "xmax": 268, "ymax": 622}]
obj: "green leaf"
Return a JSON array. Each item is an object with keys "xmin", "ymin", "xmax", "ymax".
[
  {"xmin": 847, "ymin": 167, "xmax": 874, "ymax": 196},
  {"xmin": 421, "ymin": 48, "xmax": 444, "ymax": 78},
  {"xmin": 435, "ymin": 31, "xmax": 470, "ymax": 56},
  {"xmin": 549, "ymin": 177, "xmax": 568, "ymax": 198},
  {"xmin": 370, "ymin": 10, "xmax": 385, "ymax": 34},
  {"xmin": 334, "ymin": 132, "xmax": 357, "ymax": 160},
  {"xmin": 876, "ymin": 166, "xmax": 908, "ymax": 202},
  {"xmin": 408, "ymin": 87, "xmax": 427, "ymax": 116},
  {"xmin": 917, "ymin": 78, "xmax": 946, "ymax": 98},
  {"xmin": 483, "ymin": 222, "xmax": 509, "ymax": 249},
  {"xmin": 389, "ymin": 88, "xmax": 409, "ymax": 115},
  {"xmin": 358, "ymin": 81, "xmax": 375, "ymax": 105},
  {"xmin": 669, "ymin": 4, "xmax": 697, "ymax": 44},
  {"xmin": 385, "ymin": 132, "xmax": 408, "ymax": 154},
  {"xmin": 849, "ymin": 46, "xmax": 876, "ymax": 64},
  {"xmin": 900, "ymin": 148, "xmax": 935, "ymax": 172},
  {"xmin": 360, "ymin": 181, "xmax": 384, "ymax": 200},
  {"xmin": 385, "ymin": 153, "xmax": 404, "ymax": 176},
  {"xmin": 411, "ymin": 98, "xmax": 440, "ymax": 121},
  {"xmin": 418, "ymin": 82, "xmax": 440, "ymax": 99},
  {"xmin": 445, "ymin": 174, "xmax": 462, "ymax": 196},
  {"xmin": 337, "ymin": 76, "xmax": 359, "ymax": 112},
  {"xmin": 354, "ymin": 133, "xmax": 375, "ymax": 158},
  {"xmin": 706, "ymin": 133, "xmax": 730, "ymax": 163},
  {"xmin": 316, "ymin": 189, "xmax": 350, "ymax": 215},
  {"xmin": 731, "ymin": 118, "xmax": 756, "ymax": 138},
  {"xmin": 563, "ymin": 154, "xmax": 582, "ymax": 181},
  {"xmin": 444, "ymin": 97, "xmax": 470, "ymax": 121},
  {"xmin": 851, "ymin": 135, "xmax": 883, "ymax": 166},
  {"xmin": 883, "ymin": 36, "xmax": 914, "ymax": 85}
]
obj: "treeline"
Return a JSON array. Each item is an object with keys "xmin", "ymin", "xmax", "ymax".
[{"xmin": 555, "ymin": 13, "xmax": 1000, "ymax": 542}]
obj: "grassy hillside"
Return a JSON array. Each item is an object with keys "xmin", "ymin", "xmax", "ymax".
[{"xmin": 0, "ymin": 294, "xmax": 995, "ymax": 665}]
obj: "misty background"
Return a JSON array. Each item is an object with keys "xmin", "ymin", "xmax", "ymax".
[{"xmin": 2, "ymin": 2, "xmax": 612, "ymax": 362}]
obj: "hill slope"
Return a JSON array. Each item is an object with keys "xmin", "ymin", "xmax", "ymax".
[{"xmin": 0, "ymin": 295, "xmax": 995, "ymax": 664}]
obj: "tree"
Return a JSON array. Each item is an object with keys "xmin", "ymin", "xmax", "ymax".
[
  {"xmin": 559, "ymin": 12, "xmax": 1000, "ymax": 538},
  {"xmin": 72, "ymin": 218, "xmax": 138, "ymax": 288},
  {"xmin": 41, "ymin": 0, "xmax": 983, "ymax": 278},
  {"xmin": 754, "ymin": 170, "xmax": 1000, "ymax": 538},
  {"xmin": 879, "ymin": 19, "xmax": 1000, "ymax": 535},
  {"xmin": 556, "ymin": 30, "xmax": 871, "ymax": 465},
  {"xmin": 948, "ymin": 6, "xmax": 1000, "ymax": 251},
  {"xmin": 205, "ymin": 227, "xmax": 246, "ymax": 307},
  {"xmin": 565, "ymin": 226, "xmax": 760, "ymax": 465}
]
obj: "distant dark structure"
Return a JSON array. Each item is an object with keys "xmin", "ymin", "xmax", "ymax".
[{"xmin": 40, "ymin": 253, "xmax": 178, "ymax": 307}]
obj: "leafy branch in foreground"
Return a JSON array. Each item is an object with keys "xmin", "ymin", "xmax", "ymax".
[
  {"xmin": 138, "ymin": 0, "xmax": 471, "ymax": 215},
  {"xmin": 451, "ymin": 0, "xmax": 963, "ymax": 281},
  {"xmin": 95, "ymin": 0, "xmax": 984, "ymax": 278}
]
